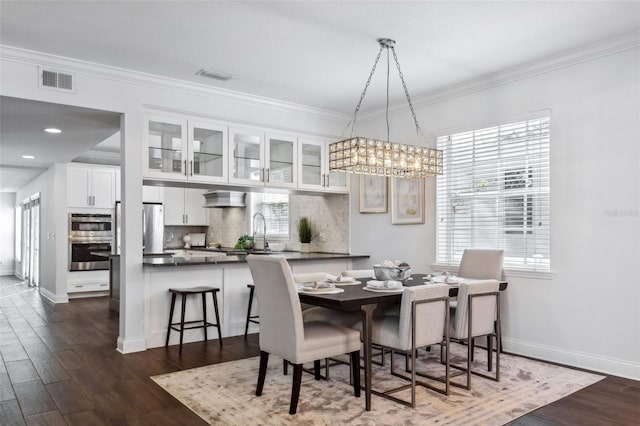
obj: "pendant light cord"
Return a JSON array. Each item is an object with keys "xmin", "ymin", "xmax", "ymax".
[{"xmin": 386, "ymin": 45, "xmax": 390, "ymax": 143}]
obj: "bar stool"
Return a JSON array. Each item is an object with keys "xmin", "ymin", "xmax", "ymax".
[
  {"xmin": 244, "ymin": 284, "xmax": 259, "ymax": 338},
  {"xmin": 165, "ymin": 286, "xmax": 222, "ymax": 352}
]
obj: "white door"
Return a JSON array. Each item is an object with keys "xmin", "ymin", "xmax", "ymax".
[
  {"xmin": 144, "ymin": 116, "xmax": 188, "ymax": 180},
  {"xmin": 297, "ymin": 138, "xmax": 325, "ymax": 191}
]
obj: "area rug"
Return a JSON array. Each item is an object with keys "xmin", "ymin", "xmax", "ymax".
[{"xmin": 151, "ymin": 345, "xmax": 604, "ymax": 425}]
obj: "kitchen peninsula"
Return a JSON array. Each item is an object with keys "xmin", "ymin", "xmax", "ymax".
[{"xmin": 109, "ymin": 250, "xmax": 369, "ymax": 349}]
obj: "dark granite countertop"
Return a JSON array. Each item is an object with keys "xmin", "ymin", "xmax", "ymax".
[{"xmin": 143, "ymin": 251, "xmax": 369, "ymax": 266}]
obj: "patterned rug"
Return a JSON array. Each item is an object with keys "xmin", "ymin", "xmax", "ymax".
[{"xmin": 151, "ymin": 345, "xmax": 603, "ymax": 425}]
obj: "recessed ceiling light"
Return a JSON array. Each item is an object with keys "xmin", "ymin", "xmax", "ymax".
[
  {"xmin": 44, "ymin": 127, "xmax": 62, "ymax": 134},
  {"xmin": 22, "ymin": 155, "xmax": 35, "ymax": 159}
]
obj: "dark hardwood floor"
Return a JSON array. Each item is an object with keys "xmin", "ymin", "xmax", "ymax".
[{"xmin": 0, "ymin": 276, "xmax": 638, "ymax": 425}]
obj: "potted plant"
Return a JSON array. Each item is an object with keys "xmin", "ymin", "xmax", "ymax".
[{"xmin": 297, "ymin": 216, "xmax": 316, "ymax": 253}]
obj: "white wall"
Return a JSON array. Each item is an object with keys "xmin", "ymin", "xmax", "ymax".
[
  {"xmin": 0, "ymin": 193, "xmax": 16, "ymax": 275},
  {"xmin": 351, "ymin": 47, "xmax": 640, "ymax": 379}
]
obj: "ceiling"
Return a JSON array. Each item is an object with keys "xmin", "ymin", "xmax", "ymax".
[{"xmin": 1, "ymin": 1, "xmax": 639, "ymax": 192}]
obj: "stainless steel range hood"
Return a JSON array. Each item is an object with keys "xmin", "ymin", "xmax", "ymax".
[{"xmin": 203, "ymin": 190, "xmax": 246, "ymax": 208}]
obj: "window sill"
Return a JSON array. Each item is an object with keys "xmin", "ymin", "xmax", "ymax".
[{"xmin": 430, "ymin": 264, "xmax": 555, "ymax": 281}]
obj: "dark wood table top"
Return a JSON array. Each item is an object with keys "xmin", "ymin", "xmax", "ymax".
[{"xmin": 298, "ymin": 273, "xmax": 508, "ymax": 312}]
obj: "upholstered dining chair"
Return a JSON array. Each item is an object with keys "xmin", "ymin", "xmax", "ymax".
[
  {"xmin": 453, "ymin": 248, "xmax": 504, "ymax": 358},
  {"xmin": 247, "ymin": 255, "xmax": 361, "ymax": 415},
  {"xmin": 354, "ymin": 284, "xmax": 451, "ymax": 408},
  {"xmin": 457, "ymin": 249, "xmax": 505, "ymax": 281},
  {"xmin": 448, "ymin": 279, "xmax": 501, "ymax": 390}
]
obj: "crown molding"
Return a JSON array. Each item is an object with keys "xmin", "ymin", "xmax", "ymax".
[
  {"xmin": 359, "ymin": 30, "xmax": 640, "ymax": 122},
  {"xmin": 0, "ymin": 45, "xmax": 349, "ymax": 124}
]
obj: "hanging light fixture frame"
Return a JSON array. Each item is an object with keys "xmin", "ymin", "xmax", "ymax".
[{"xmin": 329, "ymin": 38, "xmax": 443, "ymax": 179}]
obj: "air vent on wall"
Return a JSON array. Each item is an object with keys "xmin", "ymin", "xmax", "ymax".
[
  {"xmin": 195, "ymin": 68, "xmax": 232, "ymax": 82},
  {"xmin": 39, "ymin": 68, "xmax": 75, "ymax": 92}
]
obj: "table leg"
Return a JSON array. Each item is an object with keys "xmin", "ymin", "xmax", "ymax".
[{"xmin": 361, "ymin": 303, "xmax": 377, "ymax": 411}]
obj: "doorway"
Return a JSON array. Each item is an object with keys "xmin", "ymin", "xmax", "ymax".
[{"xmin": 21, "ymin": 194, "xmax": 40, "ymax": 287}]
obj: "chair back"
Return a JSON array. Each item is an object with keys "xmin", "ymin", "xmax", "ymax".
[
  {"xmin": 452, "ymin": 280, "xmax": 500, "ymax": 340},
  {"xmin": 458, "ymin": 249, "xmax": 504, "ymax": 280},
  {"xmin": 247, "ymin": 255, "xmax": 304, "ymax": 361},
  {"xmin": 397, "ymin": 284, "xmax": 450, "ymax": 350}
]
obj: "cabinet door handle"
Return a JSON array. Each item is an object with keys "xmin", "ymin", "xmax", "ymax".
[
  {"xmin": 183, "ymin": 160, "xmax": 188, "ymax": 176},
  {"xmin": 265, "ymin": 168, "xmax": 270, "ymax": 182},
  {"xmin": 259, "ymin": 168, "xmax": 264, "ymax": 182},
  {"xmin": 190, "ymin": 160, "xmax": 194, "ymax": 176},
  {"xmin": 88, "ymin": 195, "xmax": 91, "ymax": 206},
  {"xmin": 185, "ymin": 214, "xmax": 188, "ymax": 224},
  {"xmin": 93, "ymin": 195, "xmax": 96, "ymax": 205}
]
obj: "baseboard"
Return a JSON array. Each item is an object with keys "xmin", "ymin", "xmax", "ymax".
[
  {"xmin": 68, "ymin": 291, "xmax": 109, "ymax": 299},
  {"xmin": 503, "ymin": 337, "xmax": 640, "ymax": 380},
  {"xmin": 0, "ymin": 270, "xmax": 15, "ymax": 276},
  {"xmin": 116, "ymin": 336, "xmax": 147, "ymax": 354},
  {"xmin": 39, "ymin": 287, "xmax": 69, "ymax": 304}
]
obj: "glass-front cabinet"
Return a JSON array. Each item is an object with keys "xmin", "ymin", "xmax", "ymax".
[
  {"xmin": 229, "ymin": 128, "xmax": 297, "ymax": 188},
  {"xmin": 229, "ymin": 127, "xmax": 264, "ymax": 185},
  {"xmin": 265, "ymin": 133, "xmax": 297, "ymax": 188},
  {"xmin": 188, "ymin": 121, "xmax": 227, "ymax": 183},
  {"xmin": 145, "ymin": 117, "xmax": 187, "ymax": 180},
  {"xmin": 144, "ymin": 116, "xmax": 227, "ymax": 183},
  {"xmin": 298, "ymin": 138, "xmax": 349, "ymax": 193},
  {"xmin": 144, "ymin": 115, "xmax": 347, "ymax": 193}
]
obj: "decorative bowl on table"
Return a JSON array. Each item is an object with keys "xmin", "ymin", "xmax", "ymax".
[{"xmin": 373, "ymin": 264, "xmax": 412, "ymax": 281}]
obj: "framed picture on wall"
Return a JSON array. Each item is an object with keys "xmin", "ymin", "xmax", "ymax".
[
  {"xmin": 359, "ymin": 175, "xmax": 387, "ymax": 213},
  {"xmin": 391, "ymin": 177, "xmax": 425, "ymax": 224}
]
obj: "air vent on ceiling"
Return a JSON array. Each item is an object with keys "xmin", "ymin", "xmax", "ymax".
[
  {"xmin": 195, "ymin": 68, "xmax": 232, "ymax": 82},
  {"xmin": 39, "ymin": 68, "xmax": 75, "ymax": 92}
]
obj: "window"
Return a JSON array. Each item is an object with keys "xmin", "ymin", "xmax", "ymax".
[
  {"xmin": 249, "ymin": 193, "xmax": 290, "ymax": 240},
  {"xmin": 436, "ymin": 116, "xmax": 550, "ymax": 271}
]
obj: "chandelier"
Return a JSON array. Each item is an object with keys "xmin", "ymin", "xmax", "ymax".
[{"xmin": 329, "ymin": 38, "xmax": 443, "ymax": 179}]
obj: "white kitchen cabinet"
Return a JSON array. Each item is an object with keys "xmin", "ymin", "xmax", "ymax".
[
  {"xmin": 229, "ymin": 127, "xmax": 297, "ymax": 188},
  {"xmin": 143, "ymin": 115, "xmax": 228, "ymax": 184},
  {"xmin": 67, "ymin": 164, "xmax": 117, "ymax": 208},
  {"xmin": 298, "ymin": 138, "xmax": 349, "ymax": 193},
  {"xmin": 163, "ymin": 187, "xmax": 208, "ymax": 226}
]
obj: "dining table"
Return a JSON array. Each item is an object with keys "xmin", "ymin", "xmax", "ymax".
[{"xmin": 297, "ymin": 273, "xmax": 508, "ymax": 411}]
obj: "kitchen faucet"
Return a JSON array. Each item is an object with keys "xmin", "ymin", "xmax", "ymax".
[{"xmin": 252, "ymin": 212, "xmax": 269, "ymax": 251}]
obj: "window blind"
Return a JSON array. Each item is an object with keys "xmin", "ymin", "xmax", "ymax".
[
  {"xmin": 436, "ymin": 117, "xmax": 550, "ymax": 271},
  {"xmin": 250, "ymin": 193, "xmax": 290, "ymax": 239}
]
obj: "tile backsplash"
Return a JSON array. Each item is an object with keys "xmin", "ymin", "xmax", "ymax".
[{"xmin": 205, "ymin": 193, "xmax": 349, "ymax": 253}]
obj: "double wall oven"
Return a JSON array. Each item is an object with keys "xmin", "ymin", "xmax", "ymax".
[{"xmin": 68, "ymin": 213, "xmax": 113, "ymax": 271}]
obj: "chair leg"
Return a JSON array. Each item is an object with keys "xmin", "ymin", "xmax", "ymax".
[
  {"xmin": 201, "ymin": 292, "xmax": 208, "ymax": 342},
  {"xmin": 487, "ymin": 335, "xmax": 493, "ymax": 372},
  {"xmin": 290, "ymin": 364, "xmax": 303, "ymax": 415},
  {"xmin": 212, "ymin": 291, "xmax": 223, "ymax": 346},
  {"xmin": 466, "ymin": 338, "xmax": 472, "ymax": 390},
  {"xmin": 256, "ymin": 351, "xmax": 269, "ymax": 396},
  {"xmin": 283, "ymin": 359, "xmax": 288, "ymax": 375},
  {"xmin": 245, "ymin": 286, "xmax": 255, "ymax": 338},
  {"xmin": 179, "ymin": 294, "xmax": 187, "ymax": 353},
  {"xmin": 165, "ymin": 293, "xmax": 176, "ymax": 347},
  {"xmin": 350, "ymin": 350, "xmax": 361, "ymax": 397},
  {"xmin": 314, "ymin": 360, "xmax": 321, "ymax": 380}
]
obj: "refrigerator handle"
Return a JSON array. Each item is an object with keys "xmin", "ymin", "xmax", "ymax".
[{"xmin": 142, "ymin": 207, "xmax": 146, "ymax": 251}]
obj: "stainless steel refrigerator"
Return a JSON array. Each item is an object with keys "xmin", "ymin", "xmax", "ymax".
[{"xmin": 115, "ymin": 201, "xmax": 164, "ymax": 254}]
